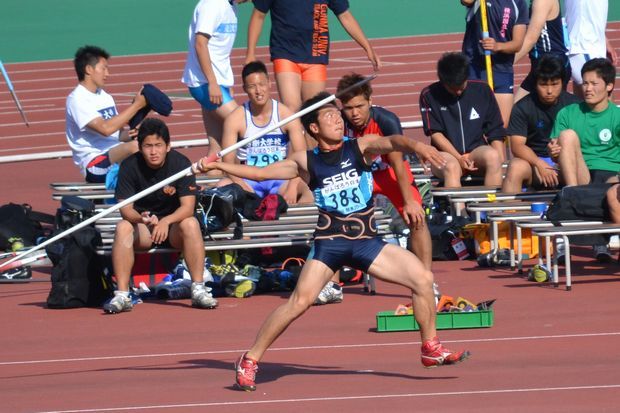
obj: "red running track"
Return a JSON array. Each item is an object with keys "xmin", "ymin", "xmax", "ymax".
[
  {"xmin": 1, "ymin": 28, "xmax": 620, "ymax": 412},
  {"xmin": 2, "ymin": 252, "xmax": 620, "ymax": 412}
]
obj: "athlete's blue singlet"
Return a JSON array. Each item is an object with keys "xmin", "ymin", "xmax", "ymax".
[{"xmin": 307, "ymin": 138, "xmax": 377, "ymax": 239}]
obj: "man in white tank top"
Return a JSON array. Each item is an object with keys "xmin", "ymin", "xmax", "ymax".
[
  {"xmin": 218, "ymin": 61, "xmax": 313, "ymax": 204},
  {"xmin": 564, "ymin": 0, "xmax": 617, "ymax": 97}
]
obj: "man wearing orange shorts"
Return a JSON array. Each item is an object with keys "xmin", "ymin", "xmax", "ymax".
[{"xmin": 245, "ymin": 0, "xmax": 381, "ymax": 115}]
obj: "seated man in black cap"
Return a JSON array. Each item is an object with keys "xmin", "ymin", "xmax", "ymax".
[
  {"xmin": 104, "ymin": 117, "xmax": 217, "ymax": 313},
  {"xmin": 66, "ymin": 45, "xmax": 171, "ymax": 184}
]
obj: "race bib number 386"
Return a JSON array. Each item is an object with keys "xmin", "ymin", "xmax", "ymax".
[{"xmin": 321, "ymin": 170, "xmax": 365, "ymax": 213}]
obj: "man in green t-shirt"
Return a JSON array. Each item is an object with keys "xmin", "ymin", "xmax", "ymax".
[
  {"xmin": 548, "ymin": 57, "xmax": 619, "ymax": 262},
  {"xmin": 548, "ymin": 58, "xmax": 620, "ymax": 186}
]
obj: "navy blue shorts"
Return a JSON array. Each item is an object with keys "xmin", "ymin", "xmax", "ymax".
[
  {"xmin": 468, "ymin": 65, "xmax": 514, "ymax": 94},
  {"xmin": 307, "ymin": 237, "xmax": 387, "ymax": 273},
  {"xmin": 590, "ymin": 169, "xmax": 618, "ymax": 184}
]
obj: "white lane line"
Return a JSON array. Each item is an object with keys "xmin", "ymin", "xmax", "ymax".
[
  {"xmin": 34, "ymin": 384, "xmax": 620, "ymax": 413},
  {"xmin": 3, "ymin": 331, "xmax": 620, "ymax": 366}
]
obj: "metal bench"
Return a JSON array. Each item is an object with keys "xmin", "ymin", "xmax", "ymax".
[
  {"xmin": 532, "ymin": 223, "xmax": 620, "ymax": 291},
  {"xmin": 430, "ymin": 185, "xmax": 501, "ymax": 198},
  {"xmin": 95, "ymin": 207, "xmax": 394, "ymax": 255},
  {"xmin": 466, "ymin": 200, "xmax": 537, "ymax": 223},
  {"xmin": 514, "ymin": 219, "xmax": 605, "ymax": 275},
  {"xmin": 485, "ymin": 211, "xmax": 542, "ymax": 270},
  {"xmin": 50, "ymin": 174, "xmax": 225, "ymax": 192},
  {"xmin": 51, "ymin": 173, "xmax": 441, "ymax": 201},
  {"xmin": 49, "ymin": 157, "xmax": 432, "ymax": 198},
  {"xmin": 455, "ymin": 191, "xmax": 557, "ymax": 220}
]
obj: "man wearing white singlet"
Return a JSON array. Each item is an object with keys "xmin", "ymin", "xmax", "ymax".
[{"xmin": 564, "ymin": 0, "xmax": 617, "ymax": 98}]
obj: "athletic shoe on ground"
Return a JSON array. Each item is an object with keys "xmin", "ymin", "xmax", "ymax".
[
  {"xmin": 0, "ymin": 266, "xmax": 32, "ymax": 281},
  {"xmin": 593, "ymin": 244, "xmax": 613, "ymax": 263},
  {"xmin": 103, "ymin": 292, "xmax": 133, "ymax": 314},
  {"xmin": 226, "ymin": 279, "xmax": 256, "ymax": 298},
  {"xmin": 191, "ymin": 284, "xmax": 218, "ymax": 309},
  {"xmin": 527, "ymin": 264, "xmax": 551, "ymax": 283},
  {"xmin": 314, "ymin": 281, "xmax": 343, "ymax": 305},
  {"xmin": 234, "ymin": 352, "xmax": 258, "ymax": 392},
  {"xmin": 421, "ymin": 337, "xmax": 470, "ymax": 368}
]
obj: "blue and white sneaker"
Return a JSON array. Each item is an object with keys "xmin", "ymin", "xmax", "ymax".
[
  {"xmin": 314, "ymin": 281, "xmax": 343, "ymax": 305},
  {"xmin": 191, "ymin": 283, "xmax": 218, "ymax": 309},
  {"xmin": 103, "ymin": 292, "xmax": 133, "ymax": 314}
]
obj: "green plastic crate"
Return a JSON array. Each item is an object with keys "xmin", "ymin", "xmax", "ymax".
[{"xmin": 376, "ymin": 309, "xmax": 494, "ymax": 332}]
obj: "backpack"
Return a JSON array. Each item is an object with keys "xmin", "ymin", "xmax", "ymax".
[
  {"xmin": 55, "ymin": 196, "xmax": 95, "ymax": 231},
  {"xmin": 428, "ymin": 215, "xmax": 474, "ymax": 261},
  {"xmin": 45, "ymin": 226, "xmax": 113, "ymax": 308},
  {"xmin": 545, "ymin": 183, "xmax": 613, "ymax": 222},
  {"xmin": 196, "ymin": 184, "xmax": 244, "ymax": 239},
  {"xmin": 0, "ymin": 203, "xmax": 54, "ymax": 250},
  {"xmin": 545, "ymin": 183, "xmax": 614, "ymax": 245}
]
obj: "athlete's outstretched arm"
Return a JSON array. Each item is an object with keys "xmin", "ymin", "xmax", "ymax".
[
  {"xmin": 198, "ymin": 151, "xmax": 306, "ymax": 182},
  {"xmin": 359, "ymin": 134, "xmax": 446, "ymax": 170}
]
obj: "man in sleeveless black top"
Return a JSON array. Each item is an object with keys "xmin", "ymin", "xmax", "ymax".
[{"xmin": 198, "ymin": 92, "xmax": 470, "ymax": 392}]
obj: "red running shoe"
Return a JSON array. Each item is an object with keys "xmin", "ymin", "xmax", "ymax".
[
  {"xmin": 421, "ymin": 337, "xmax": 470, "ymax": 368},
  {"xmin": 234, "ymin": 353, "xmax": 259, "ymax": 391}
]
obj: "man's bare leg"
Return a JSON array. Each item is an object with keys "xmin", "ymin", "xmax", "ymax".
[
  {"xmin": 168, "ymin": 217, "xmax": 205, "ymax": 284},
  {"xmin": 557, "ymin": 129, "xmax": 590, "ymax": 186},
  {"xmin": 410, "ymin": 223, "xmax": 433, "ymax": 271},
  {"xmin": 470, "ymin": 145, "xmax": 503, "ymax": 186},
  {"xmin": 245, "ymin": 260, "xmax": 335, "ymax": 361},
  {"xmin": 169, "ymin": 217, "xmax": 217, "ymax": 308},
  {"xmin": 607, "ymin": 184, "xmax": 620, "ymax": 223},
  {"xmin": 432, "ymin": 152, "xmax": 462, "ymax": 188},
  {"xmin": 495, "ymin": 93, "xmax": 514, "ymax": 129},
  {"xmin": 367, "ymin": 244, "xmax": 437, "ymax": 340},
  {"xmin": 297, "ymin": 184, "xmax": 315, "ymax": 203},
  {"xmin": 203, "ymin": 100, "xmax": 238, "ymax": 158},
  {"xmin": 278, "ymin": 179, "xmax": 315, "ymax": 204},
  {"xmin": 432, "ymin": 152, "xmax": 464, "ymax": 213},
  {"xmin": 108, "ymin": 140, "xmax": 139, "ymax": 164},
  {"xmin": 301, "ymin": 80, "xmax": 326, "ymax": 107},
  {"xmin": 513, "ymin": 86, "xmax": 530, "ymax": 104},
  {"xmin": 111, "ymin": 221, "xmax": 152, "ymax": 291},
  {"xmin": 275, "ymin": 73, "xmax": 325, "ymax": 148},
  {"xmin": 275, "ymin": 72, "xmax": 303, "ymax": 111},
  {"xmin": 216, "ymin": 176, "xmax": 255, "ymax": 192},
  {"xmin": 502, "ymin": 158, "xmax": 533, "ymax": 194}
]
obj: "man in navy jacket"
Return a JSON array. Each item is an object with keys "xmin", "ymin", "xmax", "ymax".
[{"xmin": 420, "ymin": 52, "xmax": 506, "ymax": 201}]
